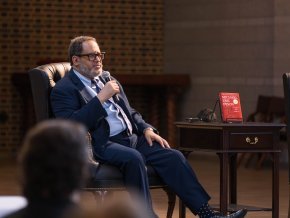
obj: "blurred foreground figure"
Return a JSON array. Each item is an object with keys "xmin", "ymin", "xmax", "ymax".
[
  {"xmin": 81, "ymin": 192, "xmax": 151, "ymax": 218},
  {"xmin": 4, "ymin": 120, "xmax": 88, "ymax": 218}
]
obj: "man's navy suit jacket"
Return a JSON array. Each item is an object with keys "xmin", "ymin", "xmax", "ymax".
[{"xmin": 50, "ymin": 69, "xmax": 154, "ymax": 154}]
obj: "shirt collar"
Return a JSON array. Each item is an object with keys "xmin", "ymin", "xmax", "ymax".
[{"xmin": 73, "ymin": 69, "xmax": 100, "ymax": 87}]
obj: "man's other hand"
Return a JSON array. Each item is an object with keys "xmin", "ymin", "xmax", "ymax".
[{"xmin": 144, "ymin": 128, "xmax": 170, "ymax": 148}]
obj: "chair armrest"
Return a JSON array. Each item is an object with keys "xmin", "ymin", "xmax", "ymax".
[{"xmin": 87, "ymin": 132, "xmax": 99, "ymax": 167}]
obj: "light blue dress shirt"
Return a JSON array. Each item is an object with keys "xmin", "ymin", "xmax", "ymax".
[{"xmin": 73, "ymin": 69, "xmax": 126, "ymax": 136}]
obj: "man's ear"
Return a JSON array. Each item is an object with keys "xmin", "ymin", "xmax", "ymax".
[{"xmin": 72, "ymin": 56, "xmax": 80, "ymax": 66}]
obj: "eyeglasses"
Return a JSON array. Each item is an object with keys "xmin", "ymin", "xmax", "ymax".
[{"xmin": 76, "ymin": 52, "xmax": 105, "ymax": 61}]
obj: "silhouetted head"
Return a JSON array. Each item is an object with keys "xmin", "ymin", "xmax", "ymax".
[{"xmin": 19, "ymin": 119, "xmax": 88, "ymax": 202}]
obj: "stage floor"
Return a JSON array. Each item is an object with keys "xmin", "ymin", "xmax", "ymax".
[{"xmin": 0, "ymin": 152, "xmax": 288, "ymax": 218}]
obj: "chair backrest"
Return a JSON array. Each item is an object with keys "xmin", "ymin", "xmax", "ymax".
[
  {"xmin": 268, "ymin": 96, "xmax": 285, "ymax": 122},
  {"xmin": 28, "ymin": 62, "xmax": 71, "ymax": 122},
  {"xmin": 256, "ymin": 95, "xmax": 272, "ymax": 114},
  {"xmin": 247, "ymin": 95, "xmax": 285, "ymax": 123},
  {"xmin": 247, "ymin": 95, "xmax": 272, "ymax": 122},
  {"xmin": 282, "ymin": 73, "xmax": 290, "ymax": 183}
]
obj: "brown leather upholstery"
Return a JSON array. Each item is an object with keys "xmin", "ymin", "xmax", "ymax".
[
  {"xmin": 29, "ymin": 62, "xmax": 70, "ymax": 121},
  {"xmin": 282, "ymin": 73, "xmax": 290, "ymax": 218},
  {"xmin": 28, "ymin": 62, "xmax": 176, "ymax": 218}
]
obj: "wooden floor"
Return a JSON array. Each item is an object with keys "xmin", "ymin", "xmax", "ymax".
[{"xmin": 0, "ymin": 152, "xmax": 288, "ymax": 218}]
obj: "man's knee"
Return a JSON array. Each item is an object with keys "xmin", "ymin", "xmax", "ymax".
[
  {"xmin": 167, "ymin": 149, "xmax": 187, "ymax": 163},
  {"xmin": 125, "ymin": 150, "xmax": 146, "ymax": 166}
]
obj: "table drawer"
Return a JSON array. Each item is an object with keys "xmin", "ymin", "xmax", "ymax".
[
  {"xmin": 179, "ymin": 128, "xmax": 221, "ymax": 150},
  {"xmin": 229, "ymin": 132, "xmax": 273, "ymax": 149}
]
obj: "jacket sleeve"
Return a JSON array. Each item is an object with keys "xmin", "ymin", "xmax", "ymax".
[{"xmin": 50, "ymin": 83, "xmax": 108, "ymax": 130}]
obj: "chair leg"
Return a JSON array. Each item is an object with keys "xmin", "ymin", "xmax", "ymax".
[
  {"xmin": 163, "ymin": 187, "xmax": 176, "ymax": 218},
  {"xmin": 237, "ymin": 153, "xmax": 244, "ymax": 167},
  {"xmin": 245, "ymin": 153, "xmax": 257, "ymax": 168},
  {"xmin": 256, "ymin": 153, "xmax": 267, "ymax": 169},
  {"xmin": 179, "ymin": 199, "xmax": 186, "ymax": 218}
]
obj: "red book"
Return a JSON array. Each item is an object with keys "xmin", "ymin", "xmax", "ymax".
[{"xmin": 219, "ymin": 92, "xmax": 243, "ymax": 123}]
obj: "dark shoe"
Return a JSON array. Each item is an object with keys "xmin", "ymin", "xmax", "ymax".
[{"xmin": 213, "ymin": 208, "xmax": 247, "ymax": 218}]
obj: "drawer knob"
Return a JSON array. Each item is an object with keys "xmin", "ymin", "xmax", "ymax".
[{"xmin": 245, "ymin": 136, "xmax": 258, "ymax": 144}]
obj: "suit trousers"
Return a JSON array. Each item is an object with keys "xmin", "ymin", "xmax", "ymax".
[{"xmin": 97, "ymin": 131, "xmax": 211, "ymax": 213}]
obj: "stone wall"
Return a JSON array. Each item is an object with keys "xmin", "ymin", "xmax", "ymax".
[
  {"xmin": 0, "ymin": 0, "xmax": 163, "ymax": 156},
  {"xmin": 165, "ymin": 0, "xmax": 290, "ymax": 120}
]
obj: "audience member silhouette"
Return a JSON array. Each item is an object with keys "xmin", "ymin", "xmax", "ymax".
[{"xmin": 4, "ymin": 120, "xmax": 88, "ymax": 218}]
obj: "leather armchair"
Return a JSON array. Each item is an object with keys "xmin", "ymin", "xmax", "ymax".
[{"xmin": 28, "ymin": 62, "xmax": 176, "ymax": 218}]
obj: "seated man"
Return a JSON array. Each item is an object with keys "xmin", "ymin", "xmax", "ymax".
[
  {"xmin": 4, "ymin": 120, "xmax": 88, "ymax": 218},
  {"xmin": 50, "ymin": 35, "xmax": 247, "ymax": 218}
]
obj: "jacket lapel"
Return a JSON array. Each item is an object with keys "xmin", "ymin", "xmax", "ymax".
[
  {"xmin": 68, "ymin": 69, "xmax": 94, "ymax": 103},
  {"xmin": 68, "ymin": 69, "xmax": 138, "ymax": 132}
]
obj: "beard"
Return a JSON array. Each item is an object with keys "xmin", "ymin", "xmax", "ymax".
[{"xmin": 78, "ymin": 63, "xmax": 102, "ymax": 79}]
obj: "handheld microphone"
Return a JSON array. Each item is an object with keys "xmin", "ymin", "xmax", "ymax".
[{"xmin": 101, "ymin": 71, "xmax": 119, "ymax": 102}]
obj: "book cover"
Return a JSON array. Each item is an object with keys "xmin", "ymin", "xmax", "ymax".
[{"xmin": 219, "ymin": 92, "xmax": 243, "ymax": 123}]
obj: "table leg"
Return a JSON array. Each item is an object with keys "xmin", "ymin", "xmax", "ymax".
[
  {"xmin": 272, "ymin": 152, "xmax": 279, "ymax": 218},
  {"xmin": 218, "ymin": 152, "xmax": 229, "ymax": 215},
  {"xmin": 229, "ymin": 153, "xmax": 237, "ymax": 205}
]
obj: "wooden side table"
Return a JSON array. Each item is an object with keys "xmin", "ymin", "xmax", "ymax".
[{"xmin": 175, "ymin": 121, "xmax": 285, "ymax": 218}]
